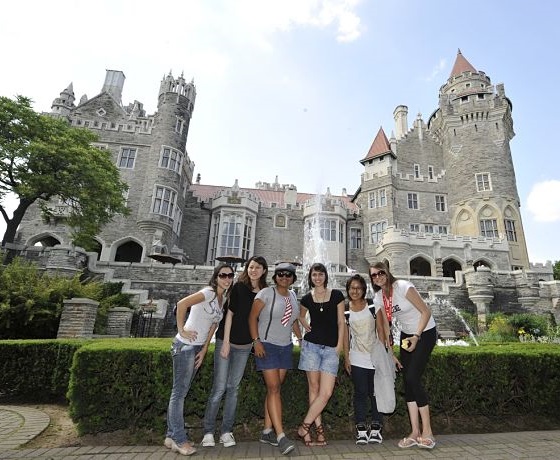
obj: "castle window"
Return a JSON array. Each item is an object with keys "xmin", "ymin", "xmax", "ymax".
[
  {"xmin": 409, "ymin": 223, "xmax": 420, "ymax": 232},
  {"xmin": 475, "ymin": 173, "xmax": 492, "ymax": 192},
  {"xmin": 175, "ymin": 117, "xmax": 184, "ymax": 134},
  {"xmin": 428, "ymin": 165, "xmax": 434, "ymax": 180},
  {"xmin": 478, "ymin": 94, "xmax": 485, "ymax": 100},
  {"xmin": 407, "ymin": 193, "xmax": 419, "ymax": 209},
  {"xmin": 461, "ymin": 96, "xmax": 468, "ymax": 103},
  {"xmin": 173, "ymin": 206, "xmax": 183, "ymax": 235},
  {"xmin": 424, "ymin": 224, "xmax": 434, "ymax": 233},
  {"xmin": 160, "ymin": 146, "xmax": 184, "ymax": 173},
  {"xmin": 319, "ymin": 218, "xmax": 337, "ymax": 242},
  {"xmin": 339, "ymin": 222, "xmax": 344, "ymax": 243},
  {"xmin": 435, "ymin": 195, "xmax": 446, "ymax": 212},
  {"xmin": 350, "ymin": 228, "xmax": 362, "ymax": 249},
  {"xmin": 480, "ymin": 219, "xmax": 498, "ymax": 238},
  {"xmin": 504, "ymin": 219, "xmax": 517, "ymax": 242},
  {"xmin": 84, "ymin": 121, "xmax": 90, "ymax": 127},
  {"xmin": 370, "ymin": 221, "xmax": 387, "ymax": 244},
  {"xmin": 437, "ymin": 225, "xmax": 448, "ymax": 235},
  {"xmin": 118, "ymin": 148, "xmax": 136, "ymax": 169},
  {"xmin": 219, "ymin": 214, "xmax": 242, "ymax": 257},
  {"xmin": 274, "ymin": 214, "xmax": 287, "ymax": 228},
  {"xmin": 96, "ymin": 108, "xmax": 106, "ymax": 117},
  {"xmin": 379, "ymin": 189, "xmax": 387, "ymax": 207},
  {"xmin": 368, "ymin": 191, "xmax": 377, "ymax": 208},
  {"xmin": 152, "ymin": 186, "xmax": 177, "ymax": 217},
  {"xmin": 242, "ymin": 216, "xmax": 253, "ymax": 260},
  {"xmin": 414, "ymin": 164, "xmax": 420, "ymax": 178}
]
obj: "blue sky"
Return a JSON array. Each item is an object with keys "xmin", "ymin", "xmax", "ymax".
[{"xmin": 1, "ymin": 0, "xmax": 559, "ymax": 264}]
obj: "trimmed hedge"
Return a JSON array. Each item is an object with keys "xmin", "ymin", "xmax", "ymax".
[
  {"xmin": 0, "ymin": 339, "xmax": 84, "ymax": 402},
  {"xmin": 2, "ymin": 339, "xmax": 560, "ymax": 436}
]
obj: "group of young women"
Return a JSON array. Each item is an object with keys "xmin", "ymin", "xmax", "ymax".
[{"xmin": 164, "ymin": 258, "xmax": 437, "ymax": 456}]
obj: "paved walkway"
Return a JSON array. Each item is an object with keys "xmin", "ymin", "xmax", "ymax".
[{"xmin": 1, "ymin": 405, "xmax": 560, "ymax": 459}]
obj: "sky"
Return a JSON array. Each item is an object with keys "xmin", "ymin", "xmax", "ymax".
[{"xmin": 1, "ymin": 0, "xmax": 559, "ymax": 265}]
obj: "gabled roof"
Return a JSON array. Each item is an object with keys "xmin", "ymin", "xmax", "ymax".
[
  {"xmin": 450, "ymin": 49, "xmax": 477, "ymax": 77},
  {"xmin": 361, "ymin": 127, "xmax": 394, "ymax": 163}
]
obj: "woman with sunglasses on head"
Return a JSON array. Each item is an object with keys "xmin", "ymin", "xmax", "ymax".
[
  {"xmin": 369, "ymin": 262, "xmax": 437, "ymax": 450},
  {"xmin": 296, "ymin": 262, "xmax": 345, "ymax": 446},
  {"xmin": 201, "ymin": 256, "xmax": 268, "ymax": 449},
  {"xmin": 164, "ymin": 263, "xmax": 234, "ymax": 456},
  {"xmin": 248, "ymin": 263, "xmax": 302, "ymax": 456}
]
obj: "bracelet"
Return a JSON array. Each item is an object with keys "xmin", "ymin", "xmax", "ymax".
[
  {"xmin": 413, "ymin": 333, "xmax": 421, "ymax": 340},
  {"xmin": 252, "ymin": 337, "xmax": 260, "ymax": 345}
]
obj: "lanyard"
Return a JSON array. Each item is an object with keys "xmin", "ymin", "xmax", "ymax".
[{"xmin": 382, "ymin": 288, "xmax": 392, "ymax": 322}]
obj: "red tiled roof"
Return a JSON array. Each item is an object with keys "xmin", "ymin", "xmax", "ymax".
[
  {"xmin": 189, "ymin": 184, "xmax": 357, "ymax": 211},
  {"xmin": 362, "ymin": 127, "xmax": 392, "ymax": 161},
  {"xmin": 450, "ymin": 49, "xmax": 477, "ymax": 77}
]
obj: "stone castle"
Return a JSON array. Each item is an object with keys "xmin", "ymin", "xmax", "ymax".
[{"xmin": 11, "ymin": 50, "xmax": 559, "ymax": 334}]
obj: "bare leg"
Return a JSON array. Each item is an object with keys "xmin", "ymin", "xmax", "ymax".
[
  {"xmin": 419, "ymin": 404, "xmax": 433, "ymax": 439},
  {"xmin": 406, "ymin": 401, "xmax": 421, "ymax": 440},
  {"xmin": 262, "ymin": 369, "xmax": 287, "ymax": 437}
]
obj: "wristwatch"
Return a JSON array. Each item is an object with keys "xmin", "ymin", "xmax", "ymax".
[{"xmin": 413, "ymin": 333, "xmax": 421, "ymax": 340}]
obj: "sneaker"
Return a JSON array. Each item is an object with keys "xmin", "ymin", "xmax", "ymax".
[
  {"xmin": 278, "ymin": 436, "xmax": 295, "ymax": 455},
  {"xmin": 201, "ymin": 433, "xmax": 215, "ymax": 447},
  {"xmin": 164, "ymin": 437, "xmax": 173, "ymax": 449},
  {"xmin": 260, "ymin": 431, "xmax": 278, "ymax": 446},
  {"xmin": 219, "ymin": 432, "xmax": 236, "ymax": 447},
  {"xmin": 170, "ymin": 440, "xmax": 197, "ymax": 456},
  {"xmin": 356, "ymin": 424, "xmax": 368, "ymax": 445},
  {"xmin": 368, "ymin": 428, "xmax": 383, "ymax": 444}
]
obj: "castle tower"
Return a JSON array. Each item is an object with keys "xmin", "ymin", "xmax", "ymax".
[
  {"xmin": 50, "ymin": 83, "xmax": 75, "ymax": 117},
  {"xmin": 101, "ymin": 70, "xmax": 126, "ymax": 104},
  {"xmin": 428, "ymin": 50, "xmax": 529, "ymax": 269},
  {"xmin": 135, "ymin": 72, "xmax": 197, "ymax": 254}
]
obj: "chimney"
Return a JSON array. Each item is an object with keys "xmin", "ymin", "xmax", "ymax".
[
  {"xmin": 102, "ymin": 70, "xmax": 126, "ymax": 104},
  {"xmin": 393, "ymin": 105, "xmax": 408, "ymax": 140}
]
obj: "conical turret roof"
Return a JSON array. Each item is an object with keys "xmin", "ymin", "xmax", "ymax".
[
  {"xmin": 450, "ymin": 49, "xmax": 476, "ymax": 77},
  {"xmin": 361, "ymin": 127, "xmax": 393, "ymax": 162}
]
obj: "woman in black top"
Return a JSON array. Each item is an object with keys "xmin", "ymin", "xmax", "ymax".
[{"xmin": 296, "ymin": 263, "xmax": 345, "ymax": 446}]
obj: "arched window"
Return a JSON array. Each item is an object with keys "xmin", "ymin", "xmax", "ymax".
[
  {"xmin": 410, "ymin": 257, "xmax": 431, "ymax": 276},
  {"xmin": 115, "ymin": 240, "xmax": 143, "ymax": 262},
  {"xmin": 442, "ymin": 258, "xmax": 462, "ymax": 278}
]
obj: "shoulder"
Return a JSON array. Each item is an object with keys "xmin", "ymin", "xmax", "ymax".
[
  {"xmin": 200, "ymin": 287, "xmax": 215, "ymax": 301},
  {"xmin": 332, "ymin": 289, "xmax": 345, "ymax": 302},
  {"xmin": 394, "ymin": 279, "xmax": 413, "ymax": 295},
  {"xmin": 301, "ymin": 292, "xmax": 312, "ymax": 303},
  {"xmin": 256, "ymin": 286, "xmax": 273, "ymax": 299}
]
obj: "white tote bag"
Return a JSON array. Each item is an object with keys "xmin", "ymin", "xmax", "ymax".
[{"xmin": 371, "ymin": 341, "xmax": 396, "ymax": 413}]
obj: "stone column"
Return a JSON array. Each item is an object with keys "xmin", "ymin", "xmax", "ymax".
[
  {"xmin": 57, "ymin": 298, "xmax": 99, "ymax": 338},
  {"xmin": 106, "ymin": 307, "xmax": 134, "ymax": 337}
]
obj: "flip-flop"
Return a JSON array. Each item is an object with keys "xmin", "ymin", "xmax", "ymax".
[
  {"xmin": 398, "ymin": 437, "xmax": 418, "ymax": 448},
  {"xmin": 418, "ymin": 436, "xmax": 436, "ymax": 449}
]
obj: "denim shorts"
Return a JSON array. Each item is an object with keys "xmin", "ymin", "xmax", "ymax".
[
  {"xmin": 298, "ymin": 339, "xmax": 340, "ymax": 376},
  {"xmin": 255, "ymin": 341, "xmax": 293, "ymax": 371}
]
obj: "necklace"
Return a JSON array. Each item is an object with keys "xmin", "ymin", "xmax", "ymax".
[{"xmin": 314, "ymin": 289, "xmax": 328, "ymax": 312}]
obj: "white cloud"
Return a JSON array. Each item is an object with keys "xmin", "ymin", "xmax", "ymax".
[
  {"xmin": 526, "ymin": 180, "xmax": 560, "ymax": 222},
  {"xmin": 425, "ymin": 58, "xmax": 447, "ymax": 82}
]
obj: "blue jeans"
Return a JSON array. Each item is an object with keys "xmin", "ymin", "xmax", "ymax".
[
  {"xmin": 203, "ymin": 339, "xmax": 251, "ymax": 434},
  {"xmin": 351, "ymin": 365, "xmax": 382, "ymax": 426},
  {"xmin": 166, "ymin": 339, "xmax": 201, "ymax": 445}
]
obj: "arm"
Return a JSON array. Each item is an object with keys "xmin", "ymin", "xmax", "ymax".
[
  {"xmin": 220, "ymin": 309, "xmax": 234, "ymax": 358},
  {"xmin": 176, "ymin": 291, "xmax": 206, "ymax": 341},
  {"xmin": 292, "ymin": 319, "xmax": 303, "ymax": 343},
  {"xmin": 249, "ymin": 298, "xmax": 266, "ymax": 357},
  {"xmin": 404, "ymin": 286, "xmax": 432, "ymax": 352},
  {"xmin": 335, "ymin": 299, "xmax": 345, "ymax": 355},
  {"xmin": 195, "ymin": 321, "xmax": 217, "ymax": 369},
  {"xmin": 298, "ymin": 304, "xmax": 311, "ymax": 333}
]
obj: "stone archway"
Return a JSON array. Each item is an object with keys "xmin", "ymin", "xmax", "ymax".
[
  {"xmin": 443, "ymin": 258, "xmax": 462, "ymax": 278},
  {"xmin": 410, "ymin": 256, "xmax": 432, "ymax": 276},
  {"xmin": 115, "ymin": 240, "xmax": 143, "ymax": 262}
]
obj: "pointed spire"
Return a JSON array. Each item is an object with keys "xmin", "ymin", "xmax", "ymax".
[
  {"xmin": 64, "ymin": 82, "xmax": 74, "ymax": 95},
  {"xmin": 362, "ymin": 127, "xmax": 393, "ymax": 161},
  {"xmin": 450, "ymin": 49, "xmax": 476, "ymax": 77}
]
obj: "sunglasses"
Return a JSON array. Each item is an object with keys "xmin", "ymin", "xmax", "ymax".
[
  {"xmin": 370, "ymin": 271, "xmax": 386, "ymax": 279},
  {"xmin": 218, "ymin": 272, "xmax": 235, "ymax": 279},
  {"xmin": 276, "ymin": 271, "xmax": 294, "ymax": 278}
]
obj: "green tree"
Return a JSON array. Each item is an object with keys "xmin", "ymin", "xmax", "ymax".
[
  {"xmin": 554, "ymin": 260, "xmax": 560, "ymax": 280},
  {"xmin": 0, "ymin": 95, "xmax": 129, "ymax": 247}
]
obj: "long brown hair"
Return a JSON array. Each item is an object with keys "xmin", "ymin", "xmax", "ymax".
[
  {"xmin": 237, "ymin": 256, "xmax": 268, "ymax": 290},
  {"xmin": 369, "ymin": 261, "xmax": 397, "ymax": 292}
]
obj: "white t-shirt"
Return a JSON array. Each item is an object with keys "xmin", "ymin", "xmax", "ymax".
[
  {"xmin": 374, "ymin": 280, "xmax": 436, "ymax": 334},
  {"xmin": 347, "ymin": 303, "xmax": 380, "ymax": 369},
  {"xmin": 176, "ymin": 287, "xmax": 223, "ymax": 345}
]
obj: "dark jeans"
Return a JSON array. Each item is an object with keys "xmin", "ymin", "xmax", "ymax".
[
  {"xmin": 400, "ymin": 327, "xmax": 437, "ymax": 407},
  {"xmin": 351, "ymin": 365, "xmax": 382, "ymax": 426}
]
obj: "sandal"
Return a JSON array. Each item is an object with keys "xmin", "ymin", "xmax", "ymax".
[
  {"xmin": 418, "ymin": 436, "xmax": 436, "ymax": 449},
  {"xmin": 314, "ymin": 424, "xmax": 327, "ymax": 446},
  {"xmin": 297, "ymin": 422, "xmax": 313, "ymax": 446},
  {"xmin": 398, "ymin": 437, "xmax": 418, "ymax": 448}
]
